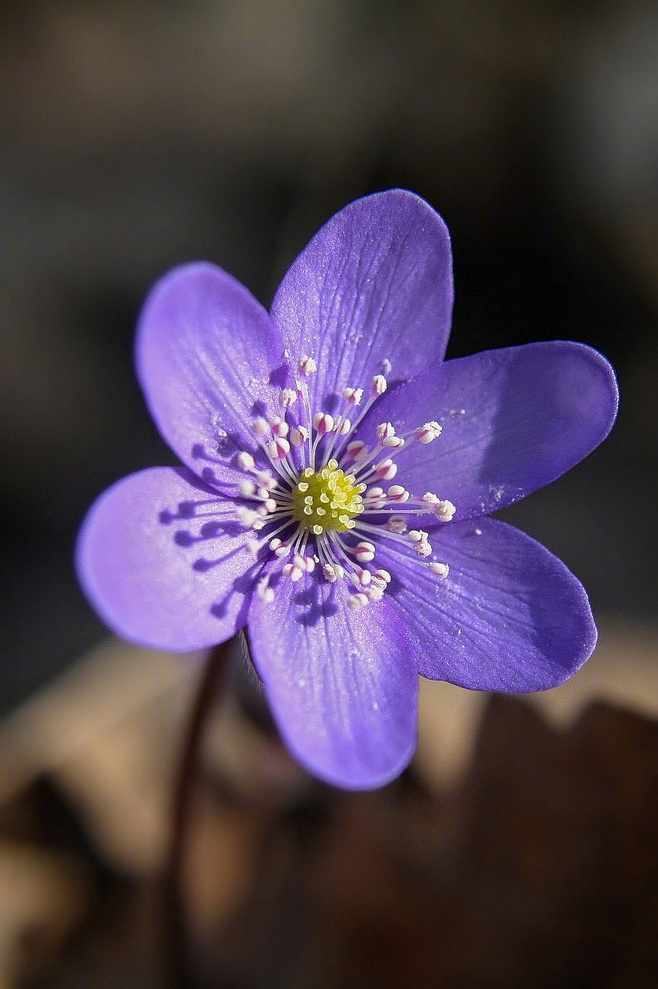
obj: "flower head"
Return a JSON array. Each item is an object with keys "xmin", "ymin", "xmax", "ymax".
[{"xmin": 77, "ymin": 190, "xmax": 618, "ymax": 790}]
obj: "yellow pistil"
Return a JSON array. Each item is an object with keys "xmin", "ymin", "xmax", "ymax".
[{"xmin": 292, "ymin": 459, "xmax": 365, "ymax": 535}]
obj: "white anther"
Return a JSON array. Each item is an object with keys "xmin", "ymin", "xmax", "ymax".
[
  {"xmin": 376, "ymin": 422, "xmax": 396, "ymax": 442},
  {"xmin": 371, "ymin": 374, "xmax": 388, "ymax": 396},
  {"xmin": 237, "ymin": 451, "xmax": 255, "ymax": 471},
  {"xmin": 414, "ymin": 541, "xmax": 433, "ymax": 558},
  {"xmin": 268, "ymin": 437, "xmax": 290, "ymax": 459},
  {"xmin": 382, "ymin": 434, "xmax": 405, "ymax": 449},
  {"xmin": 256, "ymin": 576, "xmax": 275, "ymax": 603},
  {"xmin": 236, "ymin": 507, "xmax": 263, "ymax": 528},
  {"xmin": 374, "ymin": 568, "xmax": 392, "ymax": 585},
  {"xmin": 239, "ymin": 479, "xmax": 256, "ymax": 497},
  {"xmin": 339, "ymin": 418, "xmax": 352, "ymax": 435},
  {"xmin": 350, "ymin": 567, "xmax": 372, "ymax": 587},
  {"xmin": 323, "ymin": 563, "xmax": 345, "ymax": 582},
  {"xmin": 290, "ymin": 425, "xmax": 310, "ymax": 447},
  {"xmin": 366, "ymin": 584, "xmax": 384, "ymax": 602},
  {"xmin": 313, "ymin": 412, "xmax": 334, "ymax": 435},
  {"xmin": 365, "ymin": 486, "xmax": 385, "ymax": 500},
  {"xmin": 434, "ymin": 499, "xmax": 456, "ymax": 522},
  {"xmin": 246, "ymin": 538, "xmax": 260, "ymax": 555},
  {"xmin": 283, "ymin": 563, "xmax": 304, "ymax": 582},
  {"xmin": 342, "ymin": 387, "xmax": 363, "ymax": 406},
  {"xmin": 353, "ymin": 541, "xmax": 376, "ymax": 563},
  {"xmin": 270, "ymin": 417, "xmax": 289, "ymax": 438},
  {"xmin": 429, "ymin": 561, "xmax": 450, "ymax": 579},
  {"xmin": 347, "ymin": 592, "xmax": 370, "ymax": 610},
  {"xmin": 252, "ymin": 417, "xmax": 270, "ymax": 437},
  {"xmin": 373, "ymin": 459, "xmax": 398, "ymax": 481},
  {"xmin": 407, "ymin": 529, "xmax": 426, "ymax": 543},
  {"xmin": 415, "ymin": 420, "xmax": 443, "ymax": 443},
  {"xmin": 293, "ymin": 553, "xmax": 315, "ymax": 574},
  {"xmin": 386, "ymin": 516, "xmax": 407, "ymax": 533},
  {"xmin": 299, "ymin": 355, "xmax": 317, "ymax": 376},
  {"xmin": 263, "ymin": 498, "xmax": 277, "ymax": 513},
  {"xmin": 387, "ymin": 484, "xmax": 410, "ymax": 502},
  {"xmin": 256, "ymin": 471, "xmax": 277, "ymax": 490},
  {"xmin": 345, "ymin": 440, "xmax": 367, "ymax": 460},
  {"xmin": 280, "ymin": 388, "xmax": 298, "ymax": 407}
]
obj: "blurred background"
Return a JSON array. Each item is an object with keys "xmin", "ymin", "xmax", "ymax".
[{"xmin": 0, "ymin": 0, "xmax": 656, "ymax": 986}]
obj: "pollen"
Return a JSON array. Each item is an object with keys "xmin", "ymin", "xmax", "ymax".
[{"xmin": 292, "ymin": 459, "xmax": 364, "ymax": 532}]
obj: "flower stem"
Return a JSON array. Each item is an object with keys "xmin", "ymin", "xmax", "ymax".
[{"xmin": 163, "ymin": 641, "xmax": 230, "ymax": 988}]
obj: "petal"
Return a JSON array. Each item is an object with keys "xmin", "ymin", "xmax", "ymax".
[
  {"xmin": 359, "ymin": 341, "xmax": 618, "ymax": 519},
  {"xmin": 77, "ymin": 467, "xmax": 255, "ymax": 651},
  {"xmin": 270, "ymin": 190, "xmax": 453, "ymax": 406},
  {"xmin": 248, "ymin": 572, "xmax": 418, "ymax": 790},
  {"xmin": 381, "ymin": 517, "xmax": 597, "ymax": 691},
  {"xmin": 136, "ymin": 263, "xmax": 288, "ymax": 475}
]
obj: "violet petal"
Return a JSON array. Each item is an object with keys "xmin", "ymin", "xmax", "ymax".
[
  {"xmin": 379, "ymin": 517, "xmax": 597, "ymax": 691},
  {"xmin": 76, "ymin": 467, "xmax": 254, "ymax": 651},
  {"xmin": 270, "ymin": 190, "xmax": 453, "ymax": 407},
  {"xmin": 358, "ymin": 341, "xmax": 618, "ymax": 519},
  {"xmin": 247, "ymin": 573, "xmax": 418, "ymax": 790},
  {"xmin": 136, "ymin": 263, "xmax": 287, "ymax": 475}
]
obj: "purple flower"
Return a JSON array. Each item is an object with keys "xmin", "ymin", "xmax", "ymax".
[{"xmin": 77, "ymin": 190, "xmax": 618, "ymax": 790}]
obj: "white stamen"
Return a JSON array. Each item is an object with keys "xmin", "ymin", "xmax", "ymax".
[
  {"xmin": 345, "ymin": 440, "xmax": 367, "ymax": 461},
  {"xmin": 434, "ymin": 499, "xmax": 456, "ymax": 522},
  {"xmin": 347, "ymin": 592, "xmax": 370, "ymax": 610},
  {"xmin": 283, "ymin": 563, "xmax": 304, "ymax": 582},
  {"xmin": 429, "ymin": 561, "xmax": 450, "ymax": 579},
  {"xmin": 256, "ymin": 471, "xmax": 278, "ymax": 491},
  {"xmin": 343, "ymin": 387, "xmax": 363, "ymax": 406},
  {"xmin": 313, "ymin": 412, "xmax": 334, "ymax": 436},
  {"xmin": 280, "ymin": 388, "xmax": 298, "ymax": 407},
  {"xmin": 270, "ymin": 417, "xmax": 289, "ymax": 438},
  {"xmin": 415, "ymin": 421, "xmax": 443, "ymax": 443},
  {"xmin": 371, "ymin": 374, "xmax": 388, "ymax": 396},
  {"xmin": 386, "ymin": 516, "xmax": 407, "ymax": 533},
  {"xmin": 353, "ymin": 541, "xmax": 376, "ymax": 563},
  {"xmin": 373, "ymin": 459, "xmax": 398, "ymax": 481},
  {"xmin": 291, "ymin": 425, "xmax": 310, "ymax": 447},
  {"xmin": 323, "ymin": 563, "xmax": 345, "ymax": 582},
  {"xmin": 387, "ymin": 484, "xmax": 409, "ymax": 502},
  {"xmin": 239, "ymin": 479, "xmax": 256, "ymax": 497},
  {"xmin": 268, "ymin": 437, "xmax": 290, "ymax": 460},
  {"xmin": 374, "ymin": 568, "xmax": 392, "ymax": 584},
  {"xmin": 256, "ymin": 576, "xmax": 275, "ymax": 602},
  {"xmin": 237, "ymin": 451, "xmax": 255, "ymax": 471},
  {"xmin": 376, "ymin": 422, "xmax": 396, "ymax": 442},
  {"xmin": 252, "ymin": 417, "xmax": 270, "ymax": 437},
  {"xmin": 414, "ymin": 541, "xmax": 433, "ymax": 558},
  {"xmin": 299, "ymin": 355, "xmax": 317, "ymax": 376}
]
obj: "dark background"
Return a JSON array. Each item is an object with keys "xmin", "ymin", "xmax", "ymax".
[{"xmin": 1, "ymin": 0, "xmax": 655, "ymax": 714}]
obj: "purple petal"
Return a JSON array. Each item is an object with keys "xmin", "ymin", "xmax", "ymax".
[
  {"xmin": 136, "ymin": 263, "xmax": 287, "ymax": 475},
  {"xmin": 359, "ymin": 341, "xmax": 618, "ymax": 519},
  {"xmin": 380, "ymin": 517, "xmax": 597, "ymax": 691},
  {"xmin": 76, "ymin": 467, "xmax": 255, "ymax": 651},
  {"xmin": 270, "ymin": 190, "xmax": 453, "ymax": 407},
  {"xmin": 248, "ymin": 572, "xmax": 418, "ymax": 790}
]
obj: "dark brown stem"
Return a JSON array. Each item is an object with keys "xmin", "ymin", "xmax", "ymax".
[{"xmin": 163, "ymin": 641, "xmax": 230, "ymax": 988}]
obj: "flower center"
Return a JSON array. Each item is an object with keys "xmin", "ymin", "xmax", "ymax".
[{"xmin": 292, "ymin": 459, "xmax": 364, "ymax": 534}]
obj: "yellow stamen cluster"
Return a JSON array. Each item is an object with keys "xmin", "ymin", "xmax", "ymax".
[{"xmin": 292, "ymin": 459, "xmax": 365, "ymax": 535}]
